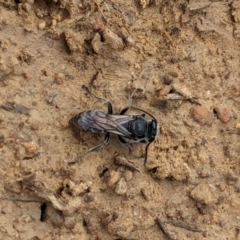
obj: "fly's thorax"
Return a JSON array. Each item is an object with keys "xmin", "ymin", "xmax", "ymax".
[{"xmin": 131, "ymin": 116, "xmax": 147, "ymax": 137}]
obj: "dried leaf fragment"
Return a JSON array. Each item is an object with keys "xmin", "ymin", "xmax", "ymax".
[
  {"xmin": 1, "ymin": 102, "xmax": 31, "ymax": 114},
  {"xmin": 115, "ymin": 156, "xmax": 141, "ymax": 172}
]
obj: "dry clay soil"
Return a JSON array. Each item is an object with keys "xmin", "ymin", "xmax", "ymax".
[{"xmin": 1, "ymin": 1, "xmax": 240, "ymax": 240}]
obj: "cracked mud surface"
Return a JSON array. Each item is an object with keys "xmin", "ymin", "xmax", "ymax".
[{"xmin": 0, "ymin": 1, "xmax": 240, "ymax": 239}]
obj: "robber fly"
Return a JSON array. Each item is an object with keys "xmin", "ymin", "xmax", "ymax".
[{"xmin": 69, "ymin": 86, "xmax": 158, "ymax": 165}]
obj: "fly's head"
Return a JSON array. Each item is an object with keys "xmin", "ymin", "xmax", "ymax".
[
  {"xmin": 147, "ymin": 119, "xmax": 158, "ymax": 143},
  {"xmin": 129, "ymin": 116, "xmax": 158, "ymax": 143}
]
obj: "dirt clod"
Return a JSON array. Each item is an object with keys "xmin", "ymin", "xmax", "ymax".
[
  {"xmin": 163, "ymin": 74, "xmax": 174, "ymax": 85},
  {"xmin": 106, "ymin": 170, "xmax": 120, "ymax": 188},
  {"xmin": 190, "ymin": 183, "xmax": 219, "ymax": 204},
  {"xmin": 115, "ymin": 178, "xmax": 127, "ymax": 195},
  {"xmin": 192, "ymin": 106, "xmax": 213, "ymax": 125}
]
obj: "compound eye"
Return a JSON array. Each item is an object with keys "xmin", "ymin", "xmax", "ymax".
[
  {"xmin": 132, "ymin": 118, "xmax": 146, "ymax": 136},
  {"xmin": 148, "ymin": 120, "xmax": 158, "ymax": 142}
]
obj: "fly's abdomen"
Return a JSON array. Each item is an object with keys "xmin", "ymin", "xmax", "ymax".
[{"xmin": 70, "ymin": 110, "xmax": 107, "ymax": 133}]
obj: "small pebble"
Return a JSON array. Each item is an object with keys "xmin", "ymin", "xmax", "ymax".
[
  {"xmin": 159, "ymin": 85, "xmax": 172, "ymax": 96},
  {"xmin": 8, "ymin": 56, "xmax": 19, "ymax": 67},
  {"xmin": 102, "ymin": 28, "xmax": 124, "ymax": 50},
  {"xmin": 236, "ymin": 123, "xmax": 240, "ymax": 129},
  {"xmin": 125, "ymin": 36, "xmax": 135, "ymax": 46},
  {"xmin": 64, "ymin": 216, "xmax": 76, "ymax": 229},
  {"xmin": 23, "ymin": 141, "xmax": 39, "ymax": 155},
  {"xmin": 170, "ymin": 56, "xmax": 179, "ymax": 63},
  {"xmin": 38, "ymin": 21, "xmax": 46, "ymax": 30},
  {"xmin": 13, "ymin": 131, "xmax": 32, "ymax": 143},
  {"xmin": 141, "ymin": 188, "xmax": 150, "ymax": 201},
  {"xmin": 115, "ymin": 178, "xmax": 127, "ymax": 195},
  {"xmin": 112, "ymin": 210, "xmax": 119, "ymax": 221},
  {"xmin": 200, "ymin": 164, "xmax": 212, "ymax": 178},
  {"xmin": 51, "ymin": 19, "xmax": 57, "ymax": 28},
  {"xmin": 0, "ymin": 112, "xmax": 5, "ymax": 122},
  {"xmin": 106, "ymin": 170, "xmax": 119, "ymax": 188},
  {"xmin": 124, "ymin": 170, "xmax": 133, "ymax": 182},
  {"xmin": 214, "ymin": 106, "xmax": 232, "ymax": 123},
  {"xmin": 219, "ymin": 183, "xmax": 226, "ymax": 192},
  {"xmin": 31, "ymin": 121, "xmax": 40, "ymax": 130},
  {"xmin": 22, "ymin": 2, "xmax": 32, "ymax": 12},
  {"xmin": 172, "ymin": 83, "xmax": 194, "ymax": 100},
  {"xmin": 84, "ymin": 194, "xmax": 95, "ymax": 202},
  {"xmin": 91, "ymin": 33, "xmax": 102, "ymax": 54},
  {"xmin": 49, "ymin": 209, "xmax": 64, "ymax": 227},
  {"xmin": 101, "ymin": 213, "xmax": 112, "ymax": 226},
  {"xmin": 192, "ymin": 106, "xmax": 213, "ymax": 125},
  {"xmin": 203, "ymin": 67, "xmax": 216, "ymax": 78},
  {"xmin": 54, "ymin": 73, "xmax": 65, "ymax": 85},
  {"xmin": 119, "ymin": 27, "xmax": 129, "ymax": 39},
  {"xmin": 65, "ymin": 30, "xmax": 84, "ymax": 52},
  {"xmin": 23, "ymin": 72, "xmax": 31, "ymax": 80},
  {"xmin": 163, "ymin": 74, "xmax": 173, "ymax": 85},
  {"xmin": 168, "ymin": 70, "xmax": 178, "ymax": 77},
  {"xmin": 188, "ymin": 53, "xmax": 197, "ymax": 62},
  {"xmin": 84, "ymin": 216, "xmax": 99, "ymax": 234}
]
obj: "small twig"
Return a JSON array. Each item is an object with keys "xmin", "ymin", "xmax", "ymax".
[
  {"xmin": 115, "ymin": 156, "xmax": 141, "ymax": 173},
  {"xmin": 156, "ymin": 217, "xmax": 202, "ymax": 240},
  {"xmin": 156, "ymin": 217, "xmax": 177, "ymax": 240},
  {"xmin": 164, "ymin": 93, "xmax": 201, "ymax": 105},
  {"xmin": 169, "ymin": 220, "xmax": 202, "ymax": 233}
]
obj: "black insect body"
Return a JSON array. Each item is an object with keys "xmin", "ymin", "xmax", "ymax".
[{"xmin": 70, "ymin": 87, "xmax": 158, "ymax": 164}]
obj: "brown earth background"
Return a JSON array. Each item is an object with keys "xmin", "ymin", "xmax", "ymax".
[{"xmin": 0, "ymin": 0, "xmax": 240, "ymax": 239}]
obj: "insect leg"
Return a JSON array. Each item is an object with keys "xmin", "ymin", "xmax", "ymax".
[
  {"xmin": 120, "ymin": 89, "xmax": 139, "ymax": 115},
  {"xmin": 69, "ymin": 133, "xmax": 110, "ymax": 164},
  {"xmin": 118, "ymin": 136, "xmax": 133, "ymax": 153},
  {"xmin": 83, "ymin": 85, "xmax": 113, "ymax": 114},
  {"xmin": 144, "ymin": 142, "xmax": 151, "ymax": 166}
]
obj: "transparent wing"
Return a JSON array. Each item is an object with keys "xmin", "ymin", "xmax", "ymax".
[{"xmin": 71, "ymin": 110, "xmax": 134, "ymax": 137}]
